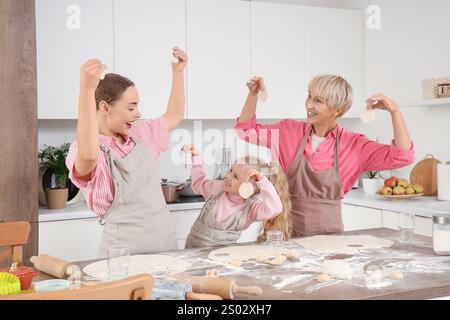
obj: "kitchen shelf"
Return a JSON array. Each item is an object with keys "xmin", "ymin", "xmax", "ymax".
[{"xmin": 400, "ymin": 97, "xmax": 450, "ymax": 108}]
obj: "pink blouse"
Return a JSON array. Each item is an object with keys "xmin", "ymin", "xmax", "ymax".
[
  {"xmin": 66, "ymin": 117, "xmax": 169, "ymax": 217},
  {"xmin": 191, "ymin": 155, "xmax": 283, "ymax": 228},
  {"xmin": 235, "ymin": 116, "xmax": 415, "ymax": 198}
]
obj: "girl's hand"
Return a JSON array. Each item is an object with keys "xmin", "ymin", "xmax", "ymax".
[
  {"xmin": 366, "ymin": 93, "xmax": 400, "ymax": 114},
  {"xmin": 247, "ymin": 169, "xmax": 263, "ymax": 182},
  {"xmin": 171, "ymin": 47, "xmax": 188, "ymax": 72},
  {"xmin": 181, "ymin": 144, "xmax": 199, "ymax": 156},
  {"xmin": 80, "ymin": 59, "xmax": 106, "ymax": 91},
  {"xmin": 246, "ymin": 76, "xmax": 265, "ymax": 96}
]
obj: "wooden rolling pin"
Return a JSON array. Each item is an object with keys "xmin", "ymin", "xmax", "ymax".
[
  {"xmin": 30, "ymin": 254, "xmax": 75, "ymax": 279},
  {"xmin": 169, "ymin": 275, "xmax": 262, "ymax": 300}
]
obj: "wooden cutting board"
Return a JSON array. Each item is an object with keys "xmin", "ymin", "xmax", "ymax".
[{"xmin": 410, "ymin": 154, "xmax": 441, "ymax": 196}]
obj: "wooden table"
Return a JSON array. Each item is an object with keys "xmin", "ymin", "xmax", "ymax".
[{"xmin": 34, "ymin": 228, "xmax": 450, "ymax": 300}]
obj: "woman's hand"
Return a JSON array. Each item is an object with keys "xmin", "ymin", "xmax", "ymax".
[
  {"xmin": 80, "ymin": 59, "xmax": 106, "ymax": 92},
  {"xmin": 181, "ymin": 144, "xmax": 199, "ymax": 156},
  {"xmin": 246, "ymin": 76, "xmax": 265, "ymax": 96},
  {"xmin": 171, "ymin": 47, "xmax": 188, "ymax": 72},
  {"xmin": 366, "ymin": 93, "xmax": 400, "ymax": 114}
]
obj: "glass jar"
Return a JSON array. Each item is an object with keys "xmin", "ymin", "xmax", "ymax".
[{"xmin": 432, "ymin": 214, "xmax": 450, "ymax": 255}]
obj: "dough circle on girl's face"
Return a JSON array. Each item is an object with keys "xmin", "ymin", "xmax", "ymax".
[{"xmin": 239, "ymin": 182, "xmax": 254, "ymax": 199}]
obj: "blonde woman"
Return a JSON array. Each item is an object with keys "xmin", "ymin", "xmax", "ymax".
[
  {"xmin": 235, "ymin": 75, "xmax": 414, "ymax": 236},
  {"xmin": 181, "ymin": 145, "xmax": 292, "ymax": 248}
]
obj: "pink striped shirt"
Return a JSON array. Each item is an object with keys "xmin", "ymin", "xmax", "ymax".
[
  {"xmin": 66, "ymin": 117, "xmax": 169, "ymax": 217},
  {"xmin": 190, "ymin": 155, "xmax": 283, "ymax": 228},
  {"xmin": 235, "ymin": 117, "xmax": 415, "ymax": 198}
]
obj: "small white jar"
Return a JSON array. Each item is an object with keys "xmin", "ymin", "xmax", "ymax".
[{"xmin": 432, "ymin": 214, "xmax": 450, "ymax": 255}]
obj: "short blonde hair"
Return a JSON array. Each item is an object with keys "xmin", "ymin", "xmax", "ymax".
[{"xmin": 308, "ymin": 75, "xmax": 353, "ymax": 117}]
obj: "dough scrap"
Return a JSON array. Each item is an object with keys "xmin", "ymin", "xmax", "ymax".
[
  {"xmin": 317, "ymin": 274, "xmax": 331, "ymax": 283},
  {"xmin": 388, "ymin": 271, "xmax": 404, "ymax": 280}
]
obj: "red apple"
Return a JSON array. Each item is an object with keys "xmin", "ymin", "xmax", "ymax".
[{"xmin": 384, "ymin": 177, "xmax": 397, "ymax": 188}]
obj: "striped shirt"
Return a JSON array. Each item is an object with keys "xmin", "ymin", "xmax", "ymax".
[{"xmin": 66, "ymin": 117, "xmax": 169, "ymax": 217}]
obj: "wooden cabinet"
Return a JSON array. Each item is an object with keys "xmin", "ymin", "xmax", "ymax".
[
  {"xmin": 186, "ymin": 0, "xmax": 251, "ymax": 119},
  {"xmin": 309, "ymin": 7, "xmax": 363, "ymax": 118},
  {"xmin": 251, "ymin": 2, "xmax": 311, "ymax": 119},
  {"xmin": 342, "ymin": 204, "xmax": 382, "ymax": 231},
  {"xmin": 113, "ymin": 0, "xmax": 186, "ymax": 119},
  {"xmin": 39, "ymin": 218, "xmax": 103, "ymax": 262},
  {"xmin": 35, "ymin": 0, "xmax": 114, "ymax": 119}
]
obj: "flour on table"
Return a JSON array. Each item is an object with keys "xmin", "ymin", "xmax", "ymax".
[
  {"xmin": 208, "ymin": 245, "xmax": 293, "ymax": 263},
  {"xmin": 295, "ymin": 235, "xmax": 393, "ymax": 254},
  {"xmin": 83, "ymin": 254, "xmax": 192, "ymax": 279}
]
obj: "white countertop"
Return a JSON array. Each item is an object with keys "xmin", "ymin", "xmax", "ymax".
[
  {"xmin": 38, "ymin": 189, "xmax": 450, "ymax": 223},
  {"xmin": 38, "ymin": 198, "xmax": 206, "ymax": 222},
  {"xmin": 343, "ymin": 189, "xmax": 450, "ymax": 218}
]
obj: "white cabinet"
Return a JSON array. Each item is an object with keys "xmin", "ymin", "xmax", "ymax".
[
  {"xmin": 251, "ymin": 2, "xmax": 311, "ymax": 119},
  {"xmin": 113, "ymin": 0, "xmax": 186, "ymax": 119},
  {"xmin": 39, "ymin": 218, "xmax": 103, "ymax": 262},
  {"xmin": 186, "ymin": 0, "xmax": 251, "ymax": 119},
  {"xmin": 342, "ymin": 204, "xmax": 382, "ymax": 231},
  {"xmin": 172, "ymin": 209, "xmax": 201, "ymax": 249},
  {"xmin": 36, "ymin": 0, "xmax": 114, "ymax": 119},
  {"xmin": 382, "ymin": 210, "xmax": 433, "ymax": 237},
  {"xmin": 238, "ymin": 222, "xmax": 262, "ymax": 244},
  {"xmin": 309, "ymin": 7, "xmax": 363, "ymax": 118}
]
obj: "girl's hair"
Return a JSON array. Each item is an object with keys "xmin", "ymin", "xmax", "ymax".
[
  {"xmin": 237, "ymin": 156, "xmax": 292, "ymax": 241},
  {"xmin": 308, "ymin": 74, "xmax": 353, "ymax": 118},
  {"xmin": 95, "ymin": 73, "xmax": 135, "ymax": 110}
]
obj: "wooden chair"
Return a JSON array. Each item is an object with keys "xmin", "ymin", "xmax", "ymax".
[
  {"xmin": 3, "ymin": 274, "xmax": 153, "ymax": 300},
  {"xmin": 0, "ymin": 221, "xmax": 30, "ymax": 267}
]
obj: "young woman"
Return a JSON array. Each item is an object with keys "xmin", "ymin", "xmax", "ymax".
[{"xmin": 66, "ymin": 48, "xmax": 188, "ymax": 257}]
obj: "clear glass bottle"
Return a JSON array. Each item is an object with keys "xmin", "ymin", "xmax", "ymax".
[{"xmin": 432, "ymin": 214, "xmax": 450, "ymax": 255}]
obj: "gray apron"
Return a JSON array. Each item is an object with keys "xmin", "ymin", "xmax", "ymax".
[
  {"xmin": 286, "ymin": 125, "xmax": 343, "ymax": 237},
  {"xmin": 184, "ymin": 191, "xmax": 254, "ymax": 249},
  {"xmin": 98, "ymin": 137, "xmax": 177, "ymax": 258}
]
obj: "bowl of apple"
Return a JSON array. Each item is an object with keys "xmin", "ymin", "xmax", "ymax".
[{"xmin": 377, "ymin": 177, "xmax": 424, "ymax": 200}]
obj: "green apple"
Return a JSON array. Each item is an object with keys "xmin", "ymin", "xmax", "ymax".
[
  {"xmin": 393, "ymin": 186, "xmax": 406, "ymax": 195},
  {"xmin": 397, "ymin": 179, "xmax": 410, "ymax": 188},
  {"xmin": 381, "ymin": 186, "xmax": 393, "ymax": 195},
  {"xmin": 405, "ymin": 186, "xmax": 415, "ymax": 195},
  {"xmin": 412, "ymin": 184, "xmax": 424, "ymax": 194}
]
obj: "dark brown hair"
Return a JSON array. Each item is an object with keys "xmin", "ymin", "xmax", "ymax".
[{"xmin": 95, "ymin": 73, "xmax": 135, "ymax": 110}]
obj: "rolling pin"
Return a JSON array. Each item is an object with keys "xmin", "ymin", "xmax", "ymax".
[
  {"xmin": 169, "ymin": 275, "xmax": 262, "ymax": 300},
  {"xmin": 30, "ymin": 254, "xmax": 75, "ymax": 279},
  {"xmin": 152, "ymin": 279, "xmax": 222, "ymax": 300}
]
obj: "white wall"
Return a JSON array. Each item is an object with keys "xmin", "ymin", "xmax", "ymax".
[
  {"xmin": 38, "ymin": 0, "xmax": 450, "ymax": 186},
  {"xmin": 337, "ymin": 0, "xmax": 450, "ymax": 178}
]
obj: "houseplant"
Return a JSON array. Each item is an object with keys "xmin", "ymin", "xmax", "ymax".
[
  {"xmin": 38, "ymin": 143, "xmax": 70, "ymax": 209},
  {"xmin": 362, "ymin": 170, "xmax": 383, "ymax": 195}
]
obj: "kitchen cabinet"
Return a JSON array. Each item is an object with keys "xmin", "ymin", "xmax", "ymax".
[
  {"xmin": 113, "ymin": 0, "xmax": 186, "ymax": 119},
  {"xmin": 186, "ymin": 0, "xmax": 251, "ymax": 119},
  {"xmin": 309, "ymin": 7, "xmax": 363, "ymax": 118},
  {"xmin": 250, "ymin": 2, "xmax": 311, "ymax": 119},
  {"xmin": 383, "ymin": 210, "xmax": 433, "ymax": 237},
  {"xmin": 342, "ymin": 204, "xmax": 383, "ymax": 231},
  {"xmin": 36, "ymin": 0, "xmax": 115, "ymax": 119},
  {"xmin": 39, "ymin": 218, "xmax": 103, "ymax": 262}
]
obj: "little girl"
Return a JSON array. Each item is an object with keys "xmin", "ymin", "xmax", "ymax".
[{"xmin": 182, "ymin": 144, "xmax": 292, "ymax": 248}]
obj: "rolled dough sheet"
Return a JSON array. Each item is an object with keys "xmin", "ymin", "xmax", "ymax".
[
  {"xmin": 208, "ymin": 245, "xmax": 290, "ymax": 263},
  {"xmin": 294, "ymin": 235, "xmax": 393, "ymax": 254},
  {"xmin": 83, "ymin": 254, "xmax": 192, "ymax": 280}
]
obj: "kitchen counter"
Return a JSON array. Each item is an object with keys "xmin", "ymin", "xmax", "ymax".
[
  {"xmin": 33, "ymin": 228, "xmax": 450, "ymax": 300},
  {"xmin": 38, "ymin": 189, "xmax": 450, "ymax": 223},
  {"xmin": 37, "ymin": 196, "xmax": 205, "ymax": 222},
  {"xmin": 343, "ymin": 189, "xmax": 450, "ymax": 218}
]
